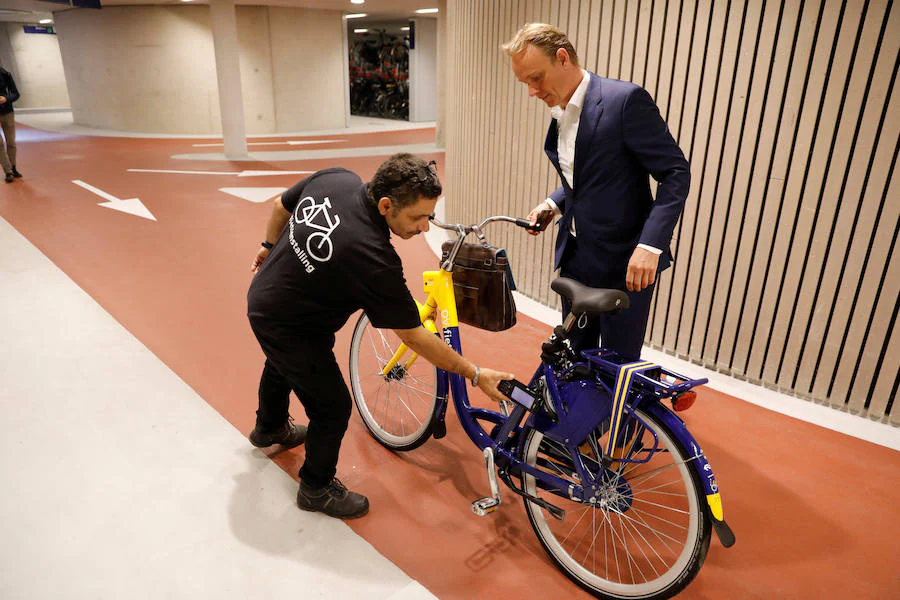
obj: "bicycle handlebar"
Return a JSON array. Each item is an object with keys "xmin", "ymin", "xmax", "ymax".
[{"xmin": 429, "ymin": 214, "xmax": 543, "ymax": 237}]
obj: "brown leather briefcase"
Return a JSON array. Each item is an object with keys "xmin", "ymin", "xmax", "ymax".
[{"xmin": 440, "ymin": 240, "xmax": 517, "ymax": 332}]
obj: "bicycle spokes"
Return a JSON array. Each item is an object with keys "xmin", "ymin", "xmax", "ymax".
[{"xmin": 522, "ymin": 407, "xmax": 708, "ymax": 597}]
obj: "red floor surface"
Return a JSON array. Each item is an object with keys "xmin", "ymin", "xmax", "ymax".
[{"xmin": 2, "ymin": 123, "xmax": 898, "ymax": 599}]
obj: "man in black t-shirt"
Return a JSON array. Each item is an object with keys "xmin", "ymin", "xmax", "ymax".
[{"xmin": 247, "ymin": 154, "xmax": 514, "ymax": 519}]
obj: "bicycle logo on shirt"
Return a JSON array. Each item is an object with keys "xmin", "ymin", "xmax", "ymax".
[{"xmin": 292, "ymin": 195, "xmax": 341, "ymax": 262}]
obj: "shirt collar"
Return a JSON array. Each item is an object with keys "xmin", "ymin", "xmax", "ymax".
[{"xmin": 550, "ymin": 70, "xmax": 590, "ymax": 120}]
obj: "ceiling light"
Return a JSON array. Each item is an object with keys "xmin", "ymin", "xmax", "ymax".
[
  {"xmin": 401, "ymin": 26, "xmax": 410, "ymax": 31},
  {"xmin": 350, "ymin": 0, "xmax": 365, "ymax": 4},
  {"xmin": 345, "ymin": 13, "xmax": 367, "ymax": 19},
  {"xmin": 354, "ymin": 28, "xmax": 368, "ymax": 33},
  {"xmin": 415, "ymin": 8, "xmax": 439, "ymax": 13},
  {"xmin": 39, "ymin": 18, "xmax": 53, "ymax": 23}
]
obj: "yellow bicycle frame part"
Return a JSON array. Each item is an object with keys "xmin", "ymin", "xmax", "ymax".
[{"xmin": 378, "ymin": 269, "xmax": 458, "ymax": 377}]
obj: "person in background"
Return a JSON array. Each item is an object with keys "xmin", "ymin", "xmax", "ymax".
[
  {"xmin": 502, "ymin": 23, "xmax": 690, "ymax": 361},
  {"xmin": 0, "ymin": 65, "xmax": 21, "ymax": 184}
]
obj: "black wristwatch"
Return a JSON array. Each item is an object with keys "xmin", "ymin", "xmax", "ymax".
[{"xmin": 261, "ymin": 241, "xmax": 274, "ymax": 250}]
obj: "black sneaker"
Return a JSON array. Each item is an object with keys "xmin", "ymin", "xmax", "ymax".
[
  {"xmin": 249, "ymin": 419, "xmax": 307, "ymax": 449},
  {"xmin": 11, "ymin": 167, "xmax": 22, "ymax": 178},
  {"xmin": 4, "ymin": 172, "xmax": 11, "ymax": 183},
  {"xmin": 297, "ymin": 477, "xmax": 369, "ymax": 519}
]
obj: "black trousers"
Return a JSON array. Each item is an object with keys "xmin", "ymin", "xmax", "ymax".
[
  {"xmin": 559, "ymin": 238, "xmax": 656, "ymax": 362},
  {"xmin": 251, "ymin": 323, "xmax": 351, "ymax": 490}
]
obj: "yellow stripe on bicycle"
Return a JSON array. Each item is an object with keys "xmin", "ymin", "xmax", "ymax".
[
  {"xmin": 707, "ymin": 493, "xmax": 724, "ymax": 521},
  {"xmin": 606, "ymin": 360, "xmax": 657, "ymax": 456}
]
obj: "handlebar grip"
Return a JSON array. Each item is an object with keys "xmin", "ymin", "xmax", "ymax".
[{"xmin": 516, "ymin": 218, "xmax": 544, "ymax": 232}]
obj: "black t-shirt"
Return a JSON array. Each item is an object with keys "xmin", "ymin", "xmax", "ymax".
[{"xmin": 248, "ymin": 168, "xmax": 421, "ymax": 340}]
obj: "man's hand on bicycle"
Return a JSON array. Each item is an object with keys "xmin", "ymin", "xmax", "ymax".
[
  {"xmin": 526, "ymin": 201, "xmax": 556, "ymax": 236},
  {"xmin": 476, "ymin": 367, "xmax": 516, "ymax": 403}
]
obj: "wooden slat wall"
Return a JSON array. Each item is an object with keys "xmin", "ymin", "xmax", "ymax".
[{"xmin": 444, "ymin": 0, "xmax": 899, "ymax": 423}]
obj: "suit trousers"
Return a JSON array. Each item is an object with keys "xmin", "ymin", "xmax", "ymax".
[
  {"xmin": 252, "ymin": 335, "xmax": 352, "ymax": 490},
  {"xmin": 0, "ymin": 112, "xmax": 15, "ymax": 174},
  {"xmin": 559, "ymin": 239, "xmax": 655, "ymax": 362}
]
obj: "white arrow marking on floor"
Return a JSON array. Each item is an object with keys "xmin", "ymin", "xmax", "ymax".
[
  {"xmin": 219, "ymin": 187, "xmax": 288, "ymax": 203},
  {"xmin": 127, "ymin": 169, "xmax": 314, "ymax": 177},
  {"xmin": 237, "ymin": 170, "xmax": 315, "ymax": 178},
  {"xmin": 71, "ymin": 180, "xmax": 157, "ymax": 221},
  {"xmin": 191, "ymin": 139, "xmax": 346, "ymax": 148}
]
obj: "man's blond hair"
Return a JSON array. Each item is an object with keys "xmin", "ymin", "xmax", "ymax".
[{"xmin": 501, "ymin": 23, "xmax": 580, "ymax": 67}]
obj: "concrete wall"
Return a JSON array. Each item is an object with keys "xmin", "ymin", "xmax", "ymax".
[
  {"xmin": 51, "ymin": 5, "xmax": 345, "ymax": 134},
  {"xmin": 54, "ymin": 6, "xmax": 220, "ymax": 134},
  {"xmin": 268, "ymin": 7, "xmax": 345, "ymax": 132},
  {"xmin": 2, "ymin": 23, "xmax": 70, "ymax": 109}
]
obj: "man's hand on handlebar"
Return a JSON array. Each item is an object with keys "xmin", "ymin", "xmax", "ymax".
[{"xmin": 526, "ymin": 201, "xmax": 555, "ymax": 236}]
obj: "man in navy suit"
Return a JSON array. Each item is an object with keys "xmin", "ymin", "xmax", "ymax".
[{"xmin": 503, "ymin": 23, "xmax": 690, "ymax": 361}]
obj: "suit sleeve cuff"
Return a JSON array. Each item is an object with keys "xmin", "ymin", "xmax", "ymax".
[{"xmin": 637, "ymin": 243, "xmax": 663, "ymax": 255}]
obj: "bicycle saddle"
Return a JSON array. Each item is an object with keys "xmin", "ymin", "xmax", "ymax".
[{"xmin": 551, "ymin": 278, "xmax": 630, "ymax": 316}]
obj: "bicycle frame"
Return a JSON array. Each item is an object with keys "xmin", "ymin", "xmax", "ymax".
[{"xmin": 377, "ymin": 224, "xmax": 732, "ymax": 545}]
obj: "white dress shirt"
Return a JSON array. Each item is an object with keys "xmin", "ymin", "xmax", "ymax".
[{"xmin": 545, "ymin": 70, "xmax": 661, "ymax": 255}]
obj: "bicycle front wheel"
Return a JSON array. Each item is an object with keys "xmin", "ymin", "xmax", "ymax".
[
  {"xmin": 348, "ymin": 312, "xmax": 437, "ymax": 451},
  {"xmin": 521, "ymin": 407, "xmax": 711, "ymax": 600}
]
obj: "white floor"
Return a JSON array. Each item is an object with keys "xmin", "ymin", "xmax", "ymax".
[{"xmin": 0, "ymin": 216, "xmax": 436, "ymax": 600}]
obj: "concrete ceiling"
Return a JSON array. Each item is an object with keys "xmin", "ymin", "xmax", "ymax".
[{"xmin": 0, "ymin": 0, "xmax": 440, "ymax": 23}]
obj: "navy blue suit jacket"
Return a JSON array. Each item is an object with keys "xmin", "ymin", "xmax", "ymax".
[{"xmin": 546, "ymin": 73, "xmax": 690, "ymax": 286}]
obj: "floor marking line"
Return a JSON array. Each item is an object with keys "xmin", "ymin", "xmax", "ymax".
[
  {"xmin": 191, "ymin": 139, "xmax": 347, "ymax": 148},
  {"xmin": 128, "ymin": 168, "xmax": 241, "ymax": 176},
  {"xmin": 127, "ymin": 169, "xmax": 315, "ymax": 177}
]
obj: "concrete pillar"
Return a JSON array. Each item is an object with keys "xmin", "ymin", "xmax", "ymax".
[
  {"xmin": 436, "ymin": 0, "xmax": 447, "ymax": 147},
  {"xmin": 409, "ymin": 17, "xmax": 438, "ymax": 122},
  {"xmin": 209, "ymin": 0, "xmax": 248, "ymax": 159}
]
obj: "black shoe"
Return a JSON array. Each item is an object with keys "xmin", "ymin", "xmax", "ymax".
[
  {"xmin": 4, "ymin": 172, "xmax": 11, "ymax": 183},
  {"xmin": 297, "ymin": 477, "xmax": 369, "ymax": 519},
  {"xmin": 249, "ymin": 419, "xmax": 307, "ymax": 449},
  {"xmin": 11, "ymin": 167, "xmax": 21, "ymax": 178}
]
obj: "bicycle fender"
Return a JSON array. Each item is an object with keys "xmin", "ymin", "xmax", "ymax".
[{"xmin": 644, "ymin": 402, "xmax": 736, "ymax": 548}]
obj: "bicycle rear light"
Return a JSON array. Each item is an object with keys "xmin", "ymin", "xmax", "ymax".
[{"xmin": 671, "ymin": 390, "xmax": 697, "ymax": 412}]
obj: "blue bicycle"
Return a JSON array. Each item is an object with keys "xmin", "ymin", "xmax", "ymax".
[{"xmin": 348, "ymin": 215, "xmax": 735, "ymax": 599}]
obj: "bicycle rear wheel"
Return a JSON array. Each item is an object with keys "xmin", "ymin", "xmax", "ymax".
[
  {"xmin": 521, "ymin": 407, "xmax": 711, "ymax": 600},
  {"xmin": 348, "ymin": 312, "xmax": 437, "ymax": 451}
]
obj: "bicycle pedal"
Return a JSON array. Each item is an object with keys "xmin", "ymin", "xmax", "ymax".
[{"xmin": 471, "ymin": 497, "xmax": 501, "ymax": 516}]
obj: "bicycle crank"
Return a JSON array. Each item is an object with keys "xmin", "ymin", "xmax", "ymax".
[{"xmin": 471, "ymin": 447, "xmax": 502, "ymax": 516}]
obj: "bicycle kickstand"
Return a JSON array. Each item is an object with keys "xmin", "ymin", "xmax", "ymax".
[{"xmin": 472, "ymin": 447, "xmax": 502, "ymax": 516}]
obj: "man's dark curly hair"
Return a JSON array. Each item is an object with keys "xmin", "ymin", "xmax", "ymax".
[{"xmin": 368, "ymin": 153, "xmax": 442, "ymax": 210}]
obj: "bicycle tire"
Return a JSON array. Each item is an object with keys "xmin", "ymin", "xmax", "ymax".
[
  {"xmin": 348, "ymin": 312, "xmax": 437, "ymax": 451},
  {"xmin": 521, "ymin": 407, "xmax": 711, "ymax": 600}
]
